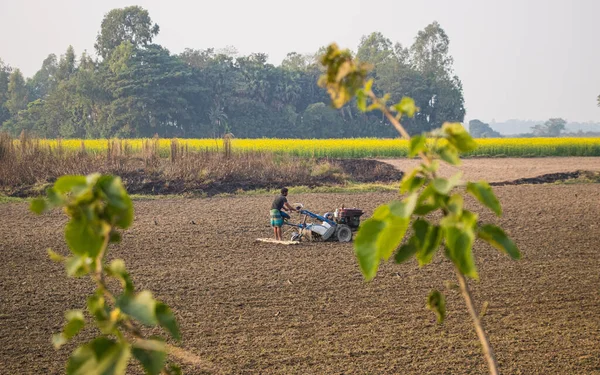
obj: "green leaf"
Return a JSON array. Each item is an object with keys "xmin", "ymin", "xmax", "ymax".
[
  {"xmin": 156, "ymin": 303, "xmax": 181, "ymax": 341},
  {"xmin": 466, "ymin": 181, "xmax": 502, "ymax": 216},
  {"xmin": 395, "ymin": 97, "xmax": 417, "ymax": 117},
  {"xmin": 52, "ymin": 333, "xmax": 68, "ymax": 349},
  {"xmin": 63, "ymin": 310, "xmax": 85, "ymax": 339},
  {"xmin": 409, "ymin": 135, "xmax": 427, "ymax": 157},
  {"xmin": 30, "ymin": 198, "xmax": 47, "ymax": 214},
  {"xmin": 377, "ymin": 215, "xmax": 410, "ymax": 261},
  {"xmin": 478, "ymin": 224, "xmax": 520, "ymax": 260},
  {"xmin": 48, "ymin": 249, "xmax": 65, "ymax": 262},
  {"xmin": 394, "ymin": 239, "xmax": 418, "ymax": 264},
  {"xmin": 413, "ymin": 219, "xmax": 430, "ymax": 245},
  {"xmin": 54, "ymin": 175, "xmax": 88, "ymax": 194},
  {"xmin": 364, "ymin": 79, "xmax": 373, "ymax": 93},
  {"xmin": 67, "ymin": 337, "xmax": 131, "ymax": 375},
  {"xmin": 443, "ymin": 224, "xmax": 478, "ymax": 279},
  {"xmin": 117, "ymin": 291, "xmax": 158, "ymax": 327},
  {"xmin": 108, "ymin": 259, "xmax": 126, "ymax": 275},
  {"xmin": 416, "ymin": 225, "xmax": 443, "ymax": 266},
  {"xmin": 354, "ymin": 198, "xmax": 417, "ymax": 280},
  {"xmin": 87, "ymin": 293, "xmax": 115, "ymax": 334},
  {"xmin": 97, "ymin": 176, "xmax": 134, "ymax": 229},
  {"xmin": 389, "ymin": 193, "xmax": 418, "ymax": 218},
  {"xmin": 427, "ymin": 290, "xmax": 446, "ymax": 324},
  {"xmin": 109, "ymin": 231, "xmax": 122, "ymax": 244},
  {"xmin": 46, "ymin": 187, "xmax": 64, "ymax": 206},
  {"xmin": 354, "ymin": 218, "xmax": 386, "ymax": 281},
  {"xmin": 431, "ymin": 172, "xmax": 463, "ymax": 195},
  {"xmin": 132, "ymin": 340, "xmax": 166, "ymax": 375},
  {"xmin": 414, "ymin": 203, "xmax": 438, "ymax": 216},
  {"xmin": 414, "ymin": 185, "xmax": 441, "ymax": 216},
  {"xmin": 400, "ymin": 168, "xmax": 426, "ymax": 194},
  {"xmin": 65, "ymin": 216, "xmax": 106, "ymax": 257},
  {"xmin": 65, "ymin": 256, "xmax": 90, "ymax": 277},
  {"xmin": 107, "ymin": 259, "xmax": 134, "ymax": 293},
  {"xmin": 442, "ymin": 122, "xmax": 477, "ymax": 152},
  {"xmin": 371, "ymin": 204, "xmax": 390, "ymax": 221},
  {"xmin": 438, "ymin": 144, "xmax": 461, "ymax": 165},
  {"xmin": 88, "ymin": 293, "xmax": 108, "ymax": 319},
  {"xmin": 447, "ymin": 194, "xmax": 463, "ymax": 216},
  {"xmin": 356, "ymin": 89, "xmax": 367, "ymax": 112}
]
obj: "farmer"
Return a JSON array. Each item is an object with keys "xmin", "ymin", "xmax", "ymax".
[{"xmin": 270, "ymin": 187, "xmax": 297, "ymax": 240}]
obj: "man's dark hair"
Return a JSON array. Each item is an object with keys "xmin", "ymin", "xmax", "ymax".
[{"xmin": 281, "ymin": 187, "xmax": 288, "ymax": 195}]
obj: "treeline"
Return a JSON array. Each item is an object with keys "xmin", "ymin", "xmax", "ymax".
[
  {"xmin": 469, "ymin": 118, "xmax": 600, "ymax": 138},
  {"xmin": 0, "ymin": 6, "xmax": 465, "ymax": 139}
]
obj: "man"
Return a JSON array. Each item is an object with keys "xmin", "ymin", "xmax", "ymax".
[{"xmin": 270, "ymin": 187, "xmax": 297, "ymax": 240}]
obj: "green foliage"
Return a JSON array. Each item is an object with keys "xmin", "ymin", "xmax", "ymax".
[
  {"xmin": 31, "ymin": 174, "xmax": 182, "ymax": 374},
  {"xmin": 2, "ymin": 11, "xmax": 464, "ymax": 139},
  {"xmin": 318, "ymin": 43, "xmax": 520, "ymax": 326},
  {"xmin": 469, "ymin": 119, "xmax": 501, "ymax": 138},
  {"xmin": 426, "ymin": 290, "xmax": 446, "ymax": 324}
]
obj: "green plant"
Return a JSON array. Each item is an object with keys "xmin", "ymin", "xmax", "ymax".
[
  {"xmin": 30, "ymin": 174, "xmax": 209, "ymax": 374},
  {"xmin": 319, "ymin": 44, "xmax": 520, "ymax": 375}
]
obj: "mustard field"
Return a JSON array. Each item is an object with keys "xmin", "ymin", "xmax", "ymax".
[{"xmin": 30, "ymin": 137, "xmax": 600, "ymax": 158}]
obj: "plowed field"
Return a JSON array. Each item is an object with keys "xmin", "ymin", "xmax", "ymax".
[{"xmin": 2, "ymin": 178, "xmax": 600, "ymax": 374}]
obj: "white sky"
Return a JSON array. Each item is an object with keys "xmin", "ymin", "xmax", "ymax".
[{"xmin": 1, "ymin": 0, "xmax": 599, "ymax": 123}]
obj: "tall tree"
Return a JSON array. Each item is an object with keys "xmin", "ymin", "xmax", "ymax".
[
  {"xmin": 410, "ymin": 21, "xmax": 454, "ymax": 78},
  {"xmin": 56, "ymin": 46, "xmax": 77, "ymax": 81},
  {"xmin": 4, "ymin": 69, "xmax": 28, "ymax": 117},
  {"xmin": 0, "ymin": 59, "xmax": 12, "ymax": 125},
  {"xmin": 469, "ymin": 119, "xmax": 501, "ymax": 138},
  {"xmin": 95, "ymin": 6, "xmax": 159, "ymax": 59},
  {"xmin": 356, "ymin": 32, "xmax": 395, "ymax": 67},
  {"xmin": 531, "ymin": 118, "xmax": 566, "ymax": 137},
  {"xmin": 27, "ymin": 54, "xmax": 58, "ymax": 101},
  {"xmin": 408, "ymin": 22, "xmax": 465, "ymax": 133}
]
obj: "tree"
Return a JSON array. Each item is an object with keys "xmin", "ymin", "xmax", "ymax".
[
  {"xmin": 531, "ymin": 118, "xmax": 566, "ymax": 137},
  {"xmin": 56, "ymin": 45, "xmax": 77, "ymax": 82},
  {"xmin": 4, "ymin": 69, "xmax": 28, "ymax": 117},
  {"xmin": 0, "ymin": 59, "xmax": 12, "ymax": 125},
  {"xmin": 95, "ymin": 6, "xmax": 159, "ymax": 59},
  {"xmin": 410, "ymin": 21, "xmax": 454, "ymax": 78},
  {"xmin": 103, "ymin": 44, "xmax": 199, "ymax": 137},
  {"xmin": 281, "ymin": 52, "xmax": 310, "ymax": 71},
  {"xmin": 356, "ymin": 32, "xmax": 395, "ymax": 67},
  {"xmin": 208, "ymin": 100, "xmax": 228, "ymax": 138},
  {"xmin": 27, "ymin": 54, "xmax": 58, "ymax": 101},
  {"xmin": 469, "ymin": 119, "xmax": 501, "ymax": 138}
]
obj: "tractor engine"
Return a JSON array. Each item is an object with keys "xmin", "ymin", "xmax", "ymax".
[{"xmin": 334, "ymin": 208, "xmax": 364, "ymax": 230}]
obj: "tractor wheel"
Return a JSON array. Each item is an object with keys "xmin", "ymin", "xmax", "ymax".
[{"xmin": 336, "ymin": 224, "xmax": 352, "ymax": 242}]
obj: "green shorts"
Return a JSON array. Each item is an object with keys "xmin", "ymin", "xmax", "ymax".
[{"xmin": 270, "ymin": 209, "xmax": 283, "ymax": 227}]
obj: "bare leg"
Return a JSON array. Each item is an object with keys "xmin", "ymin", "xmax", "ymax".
[
  {"xmin": 273, "ymin": 226, "xmax": 278, "ymax": 240},
  {"xmin": 276, "ymin": 227, "xmax": 282, "ymax": 241}
]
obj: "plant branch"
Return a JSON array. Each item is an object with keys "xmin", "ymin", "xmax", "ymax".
[
  {"xmin": 366, "ymin": 90, "xmax": 433, "ymax": 165},
  {"xmin": 455, "ymin": 267, "xmax": 499, "ymax": 375}
]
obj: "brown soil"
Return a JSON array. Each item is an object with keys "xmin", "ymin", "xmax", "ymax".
[
  {"xmin": 380, "ymin": 157, "xmax": 600, "ymax": 183},
  {"xmin": 1, "ymin": 183, "xmax": 600, "ymax": 374}
]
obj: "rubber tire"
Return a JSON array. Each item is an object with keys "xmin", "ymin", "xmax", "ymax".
[{"xmin": 336, "ymin": 224, "xmax": 352, "ymax": 242}]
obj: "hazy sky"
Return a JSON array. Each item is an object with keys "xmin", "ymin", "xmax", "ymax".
[{"xmin": 1, "ymin": 0, "xmax": 599, "ymax": 123}]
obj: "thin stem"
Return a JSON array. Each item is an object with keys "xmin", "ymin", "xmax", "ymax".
[
  {"xmin": 366, "ymin": 90, "xmax": 432, "ymax": 165},
  {"xmin": 366, "ymin": 89, "xmax": 499, "ymax": 374},
  {"xmin": 455, "ymin": 267, "xmax": 499, "ymax": 375}
]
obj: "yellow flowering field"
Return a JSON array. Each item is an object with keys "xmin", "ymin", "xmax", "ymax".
[{"xmin": 33, "ymin": 137, "xmax": 600, "ymax": 158}]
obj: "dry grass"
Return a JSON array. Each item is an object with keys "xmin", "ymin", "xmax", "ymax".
[{"xmin": 0, "ymin": 132, "xmax": 400, "ymax": 197}]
